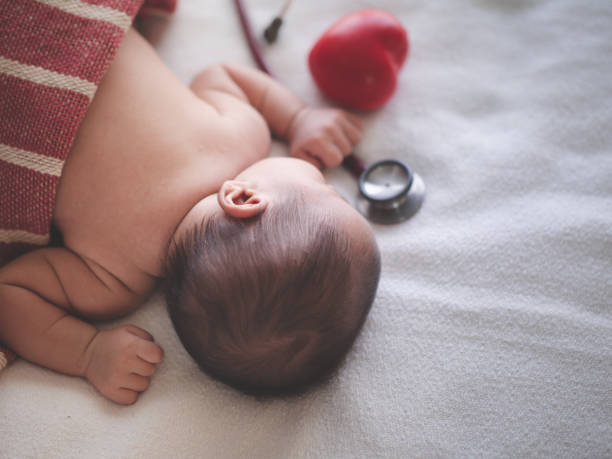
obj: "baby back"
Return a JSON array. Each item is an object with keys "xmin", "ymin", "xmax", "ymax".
[{"xmin": 53, "ymin": 28, "xmax": 270, "ymax": 284}]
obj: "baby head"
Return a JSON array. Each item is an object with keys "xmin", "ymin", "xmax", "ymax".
[{"xmin": 164, "ymin": 157, "xmax": 380, "ymax": 397}]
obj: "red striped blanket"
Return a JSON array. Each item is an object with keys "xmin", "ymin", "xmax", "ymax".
[{"xmin": 0, "ymin": 0, "xmax": 176, "ymax": 372}]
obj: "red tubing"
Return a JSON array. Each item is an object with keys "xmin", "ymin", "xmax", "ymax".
[
  {"xmin": 233, "ymin": 0, "xmax": 275, "ymax": 77},
  {"xmin": 232, "ymin": 0, "xmax": 365, "ymax": 178}
]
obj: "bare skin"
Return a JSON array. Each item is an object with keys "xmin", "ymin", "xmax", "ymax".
[{"xmin": 0, "ymin": 28, "xmax": 371, "ymax": 405}]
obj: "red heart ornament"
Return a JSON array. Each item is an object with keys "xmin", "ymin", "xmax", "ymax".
[{"xmin": 308, "ymin": 10, "xmax": 409, "ymax": 111}]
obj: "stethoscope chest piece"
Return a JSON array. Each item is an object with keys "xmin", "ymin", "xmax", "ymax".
[{"xmin": 356, "ymin": 159, "xmax": 425, "ymax": 224}]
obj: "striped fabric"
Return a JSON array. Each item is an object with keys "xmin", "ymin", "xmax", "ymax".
[{"xmin": 0, "ymin": 0, "xmax": 177, "ymax": 370}]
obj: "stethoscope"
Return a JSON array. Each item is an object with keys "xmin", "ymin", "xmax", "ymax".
[{"xmin": 234, "ymin": 0, "xmax": 425, "ymax": 224}]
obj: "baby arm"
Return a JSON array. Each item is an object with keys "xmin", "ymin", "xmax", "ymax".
[
  {"xmin": 0, "ymin": 248, "xmax": 163, "ymax": 405},
  {"xmin": 190, "ymin": 63, "xmax": 364, "ymax": 169}
]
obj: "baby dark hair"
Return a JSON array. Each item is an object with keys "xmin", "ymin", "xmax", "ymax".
[{"xmin": 164, "ymin": 194, "xmax": 381, "ymax": 397}]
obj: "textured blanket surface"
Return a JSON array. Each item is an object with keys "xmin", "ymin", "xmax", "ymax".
[{"xmin": 1, "ymin": 0, "xmax": 611, "ymax": 457}]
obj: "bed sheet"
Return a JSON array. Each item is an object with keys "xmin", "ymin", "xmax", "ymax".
[{"xmin": 1, "ymin": 0, "xmax": 611, "ymax": 457}]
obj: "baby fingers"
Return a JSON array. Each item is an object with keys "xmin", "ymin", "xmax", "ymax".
[
  {"xmin": 308, "ymin": 138, "xmax": 344, "ymax": 168},
  {"xmin": 112, "ymin": 388, "xmax": 140, "ymax": 406},
  {"xmin": 131, "ymin": 357, "xmax": 157, "ymax": 377},
  {"xmin": 322, "ymin": 142, "xmax": 345, "ymax": 168},
  {"xmin": 124, "ymin": 325, "xmax": 154, "ymax": 341},
  {"xmin": 122, "ymin": 373, "xmax": 151, "ymax": 393},
  {"xmin": 344, "ymin": 111, "xmax": 365, "ymax": 130},
  {"xmin": 329, "ymin": 125, "xmax": 353, "ymax": 156},
  {"xmin": 338, "ymin": 112, "xmax": 364, "ymax": 145},
  {"xmin": 137, "ymin": 340, "xmax": 164, "ymax": 364}
]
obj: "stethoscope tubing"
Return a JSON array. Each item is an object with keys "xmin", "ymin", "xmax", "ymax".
[{"xmin": 234, "ymin": 0, "xmax": 275, "ymax": 77}]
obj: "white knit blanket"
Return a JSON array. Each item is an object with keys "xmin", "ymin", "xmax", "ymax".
[{"xmin": 1, "ymin": 0, "xmax": 611, "ymax": 457}]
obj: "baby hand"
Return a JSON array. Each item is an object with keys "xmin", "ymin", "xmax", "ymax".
[
  {"xmin": 288, "ymin": 107, "xmax": 364, "ymax": 169},
  {"xmin": 84, "ymin": 325, "xmax": 164, "ymax": 405}
]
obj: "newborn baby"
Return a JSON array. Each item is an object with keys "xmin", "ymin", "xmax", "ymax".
[{"xmin": 0, "ymin": 28, "xmax": 380, "ymax": 404}]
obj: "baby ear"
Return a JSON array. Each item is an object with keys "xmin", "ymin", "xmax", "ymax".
[{"xmin": 218, "ymin": 180, "xmax": 268, "ymax": 219}]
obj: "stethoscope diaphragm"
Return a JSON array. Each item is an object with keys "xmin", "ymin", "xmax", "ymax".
[{"xmin": 356, "ymin": 159, "xmax": 425, "ymax": 224}]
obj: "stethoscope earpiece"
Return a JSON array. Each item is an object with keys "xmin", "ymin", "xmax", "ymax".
[
  {"xmin": 263, "ymin": 0, "xmax": 294, "ymax": 43},
  {"xmin": 356, "ymin": 159, "xmax": 425, "ymax": 224},
  {"xmin": 263, "ymin": 17, "xmax": 283, "ymax": 43}
]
